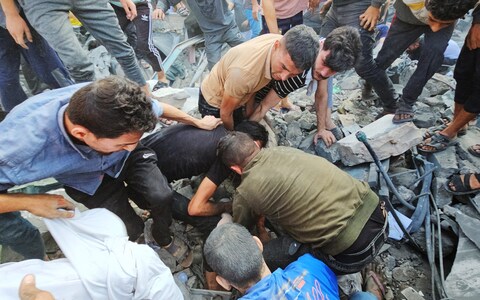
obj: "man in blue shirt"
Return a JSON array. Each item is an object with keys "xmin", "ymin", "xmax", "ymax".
[
  {"xmin": 204, "ymin": 222, "xmax": 340, "ymax": 300},
  {"xmin": 0, "ymin": 76, "xmax": 220, "ymax": 262}
]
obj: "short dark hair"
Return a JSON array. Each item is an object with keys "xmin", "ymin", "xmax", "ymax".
[
  {"xmin": 66, "ymin": 76, "xmax": 157, "ymax": 138},
  {"xmin": 426, "ymin": 0, "xmax": 477, "ymax": 21},
  {"xmin": 323, "ymin": 26, "xmax": 362, "ymax": 73},
  {"xmin": 234, "ymin": 121, "xmax": 269, "ymax": 147},
  {"xmin": 204, "ymin": 223, "xmax": 263, "ymax": 289},
  {"xmin": 217, "ymin": 132, "xmax": 257, "ymax": 168},
  {"xmin": 283, "ymin": 25, "xmax": 319, "ymax": 71}
]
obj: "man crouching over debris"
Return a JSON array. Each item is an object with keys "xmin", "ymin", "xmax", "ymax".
[{"xmin": 217, "ymin": 132, "xmax": 388, "ymax": 275}]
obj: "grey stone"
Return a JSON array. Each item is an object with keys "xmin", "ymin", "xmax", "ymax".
[
  {"xmin": 177, "ymin": 185, "xmax": 194, "ymax": 199},
  {"xmin": 457, "ymin": 213, "xmax": 480, "ymax": 249},
  {"xmin": 445, "ymin": 230, "xmax": 480, "ymax": 299},
  {"xmin": 384, "ymin": 255, "xmax": 397, "ymax": 271},
  {"xmin": 298, "ymin": 131, "xmax": 316, "ymax": 152},
  {"xmin": 298, "ymin": 112, "xmax": 316, "ymax": 130},
  {"xmin": 330, "ymin": 115, "xmax": 423, "ymax": 166},
  {"xmin": 285, "ymin": 121, "xmax": 303, "ymax": 148},
  {"xmin": 392, "ymin": 264, "xmax": 417, "ymax": 282},
  {"xmin": 338, "ymin": 75, "xmax": 361, "ymax": 90},
  {"xmin": 413, "ymin": 105, "xmax": 437, "ymax": 128},
  {"xmin": 401, "ymin": 287, "xmax": 426, "ymax": 300},
  {"xmin": 343, "ymin": 163, "xmax": 370, "ymax": 182},
  {"xmin": 390, "ymin": 167, "xmax": 418, "ymax": 189},
  {"xmin": 151, "ymin": 86, "xmax": 190, "ymax": 109},
  {"xmin": 425, "ymin": 73, "xmax": 455, "ymax": 96},
  {"xmin": 283, "ymin": 110, "xmax": 302, "ymax": 123},
  {"xmin": 392, "ymin": 186, "xmax": 415, "ymax": 205},
  {"xmin": 432, "ymin": 177, "xmax": 452, "ymax": 208},
  {"xmin": 314, "ymin": 140, "xmax": 340, "ymax": 163},
  {"xmin": 429, "ymin": 145, "xmax": 458, "ymax": 178}
]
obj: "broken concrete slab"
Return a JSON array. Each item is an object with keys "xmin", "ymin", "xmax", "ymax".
[
  {"xmin": 456, "ymin": 213, "xmax": 480, "ymax": 249},
  {"xmin": 151, "ymin": 86, "xmax": 190, "ymax": 109},
  {"xmin": 432, "ymin": 177, "xmax": 453, "ymax": 208},
  {"xmin": 445, "ymin": 230, "xmax": 480, "ymax": 299},
  {"xmin": 401, "ymin": 287, "xmax": 426, "ymax": 300},
  {"xmin": 428, "ymin": 145, "xmax": 458, "ymax": 178},
  {"xmin": 328, "ymin": 115, "xmax": 423, "ymax": 166}
]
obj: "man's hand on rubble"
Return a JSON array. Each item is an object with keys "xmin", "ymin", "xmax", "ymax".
[
  {"xmin": 6, "ymin": 14, "xmax": 32, "ymax": 49},
  {"xmin": 119, "ymin": 0, "xmax": 137, "ymax": 21},
  {"xmin": 359, "ymin": 6, "xmax": 380, "ymax": 31},
  {"xmin": 24, "ymin": 194, "xmax": 75, "ymax": 219},
  {"xmin": 152, "ymin": 8, "xmax": 165, "ymax": 20},
  {"xmin": 466, "ymin": 23, "xmax": 480, "ymax": 50},
  {"xmin": 314, "ymin": 129, "xmax": 337, "ymax": 147}
]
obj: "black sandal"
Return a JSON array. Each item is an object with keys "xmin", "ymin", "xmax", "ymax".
[{"xmin": 444, "ymin": 173, "xmax": 480, "ymax": 195}]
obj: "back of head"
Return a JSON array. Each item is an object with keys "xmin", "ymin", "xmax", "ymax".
[
  {"xmin": 217, "ymin": 132, "xmax": 258, "ymax": 168},
  {"xmin": 234, "ymin": 121, "xmax": 269, "ymax": 147},
  {"xmin": 427, "ymin": 0, "xmax": 478, "ymax": 21},
  {"xmin": 66, "ymin": 76, "xmax": 157, "ymax": 138},
  {"xmin": 204, "ymin": 223, "xmax": 263, "ymax": 289},
  {"xmin": 323, "ymin": 26, "xmax": 362, "ymax": 73},
  {"xmin": 283, "ymin": 25, "xmax": 320, "ymax": 71}
]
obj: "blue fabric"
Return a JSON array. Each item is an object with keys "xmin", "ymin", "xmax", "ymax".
[
  {"xmin": 241, "ymin": 254, "xmax": 340, "ymax": 300},
  {"xmin": 350, "ymin": 291, "xmax": 378, "ymax": 300},
  {"xmin": 0, "ymin": 83, "xmax": 162, "ymax": 194},
  {"xmin": 244, "ymin": 9, "xmax": 262, "ymax": 38},
  {"xmin": 0, "ymin": 23, "xmax": 73, "ymax": 111}
]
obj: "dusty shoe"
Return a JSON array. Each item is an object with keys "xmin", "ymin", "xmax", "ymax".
[{"xmin": 164, "ymin": 236, "xmax": 193, "ymax": 268}]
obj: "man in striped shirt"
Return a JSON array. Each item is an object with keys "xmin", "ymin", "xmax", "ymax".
[{"xmin": 250, "ymin": 26, "xmax": 361, "ymax": 147}]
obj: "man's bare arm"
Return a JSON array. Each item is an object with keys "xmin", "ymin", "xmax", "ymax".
[
  {"xmin": 313, "ymin": 79, "xmax": 336, "ymax": 146},
  {"xmin": 160, "ymin": 102, "xmax": 222, "ymax": 130},
  {"xmin": 249, "ymin": 89, "xmax": 281, "ymax": 122},
  {"xmin": 1, "ymin": 0, "xmax": 32, "ymax": 49},
  {"xmin": 188, "ymin": 178, "xmax": 231, "ymax": 217},
  {"xmin": 220, "ymin": 94, "xmax": 242, "ymax": 130},
  {"xmin": 0, "ymin": 193, "xmax": 75, "ymax": 218},
  {"xmin": 261, "ymin": 0, "xmax": 279, "ymax": 33}
]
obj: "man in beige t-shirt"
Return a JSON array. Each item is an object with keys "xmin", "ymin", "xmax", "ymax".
[{"xmin": 198, "ymin": 24, "xmax": 319, "ymax": 130}]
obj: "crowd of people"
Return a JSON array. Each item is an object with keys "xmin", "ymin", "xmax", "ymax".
[{"xmin": 1, "ymin": 0, "xmax": 480, "ymax": 299}]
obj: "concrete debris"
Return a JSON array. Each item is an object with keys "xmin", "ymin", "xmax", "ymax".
[{"xmin": 401, "ymin": 287, "xmax": 426, "ymax": 300}]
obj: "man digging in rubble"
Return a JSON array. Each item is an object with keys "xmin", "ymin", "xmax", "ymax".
[
  {"xmin": 198, "ymin": 24, "xmax": 319, "ymax": 130},
  {"xmin": 217, "ymin": 132, "xmax": 388, "ymax": 275},
  {"xmin": 0, "ymin": 76, "xmax": 220, "ymax": 266},
  {"xmin": 140, "ymin": 120, "xmax": 269, "ymax": 236},
  {"xmin": 249, "ymin": 26, "xmax": 362, "ymax": 147}
]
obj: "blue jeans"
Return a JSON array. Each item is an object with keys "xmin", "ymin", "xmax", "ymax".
[
  {"xmin": 0, "ymin": 24, "xmax": 73, "ymax": 112},
  {"xmin": 357, "ymin": 16, "xmax": 454, "ymax": 110},
  {"xmin": 244, "ymin": 9, "xmax": 262, "ymax": 38},
  {"xmin": 205, "ymin": 23, "xmax": 245, "ymax": 70},
  {"xmin": 0, "ymin": 211, "xmax": 45, "ymax": 259},
  {"xmin": 18, "ymin": 0, "xmax": 146, "ymax": 85}
]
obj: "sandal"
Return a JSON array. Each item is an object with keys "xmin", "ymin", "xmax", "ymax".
[
  {"xmin": 392, "ymin": 103, "xmax": 414, "ymax": 124},
  {"xmin": 417, "ymin": 133, "xmax": 457, "ymax": 153},
  {"xmin": 423, "ymin": 124, "xmax": 447, "ymax": 139},
  {"xmin": 361, "ymin": 263, "xmax": 386, "ymax": 300},
  {"xmin": 444, "ymin": 173, "xmax": 480, "ymax": 195},
  {"xmin": 468, "ymin": 144, "xmax": 480, "ymax": 158}
]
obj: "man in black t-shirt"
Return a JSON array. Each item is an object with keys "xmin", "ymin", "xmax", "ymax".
[{"xmin": 141, "ymin": 121, "xmax": 268, "ymax": 235}]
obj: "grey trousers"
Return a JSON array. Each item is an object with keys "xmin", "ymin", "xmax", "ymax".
[{"xmin": 18, "ymin": 0, "xmax": 146, "ymax": 85}]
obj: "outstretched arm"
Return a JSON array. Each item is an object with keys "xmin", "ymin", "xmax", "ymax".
[
  {"xmin": 0, "ymin": 193, "xmax": 75, "ymax": 218},
  {"xmin": 220, "ymin": 93, "xmax": 242, "ymax": 130},
  {"xmin": 313, "ymin": 79, "xmax": 336, "ymax": 146},
  {"xmin": 160, "ymin": 102, "xmax": 222, "ymax": 130},
  {"xmin": 261, "ymin": 0, "xmax": 279, "ymax": 33},
  {"xmin": 188, "ymin": 177, "xmax": 231, "ymax": 216}
]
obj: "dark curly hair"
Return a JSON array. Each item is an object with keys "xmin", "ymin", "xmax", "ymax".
[
  {"xmin": 323, "ymin": 26, "xmax": 362, "ymax": 73},
  {"xmin": 426, "ymin": 0, "xmax": 477, "ymax": 21},
  {"xmin": 66, "ymin": 76, "xmax": 157, "ymax": 138}
]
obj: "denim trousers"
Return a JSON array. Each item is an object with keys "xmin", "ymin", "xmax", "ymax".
[
  {"xmin": 18, "ymin": 0, "xmax": 146, "ymax": 85},
  {"xmin": 204, "ymin": 23, "xmax": 245, "ymax": 70},
  {"xmin": 0, "ymin": 24, "xmax": 73, "ymax": 111},
  {"xmin": 244, "ymin": 9, "xmax": 262, "ymax": 38},
  {"xmin": 0, "ymin": 210, "xmax": 45, "ymax": 259},
  {"xmin": 358, "ymin": 16, "xmax": 454, "ymax": 110},
  {"xmin": 65, "ymin": 145, "xmax": 174, "ymax": 246}
]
